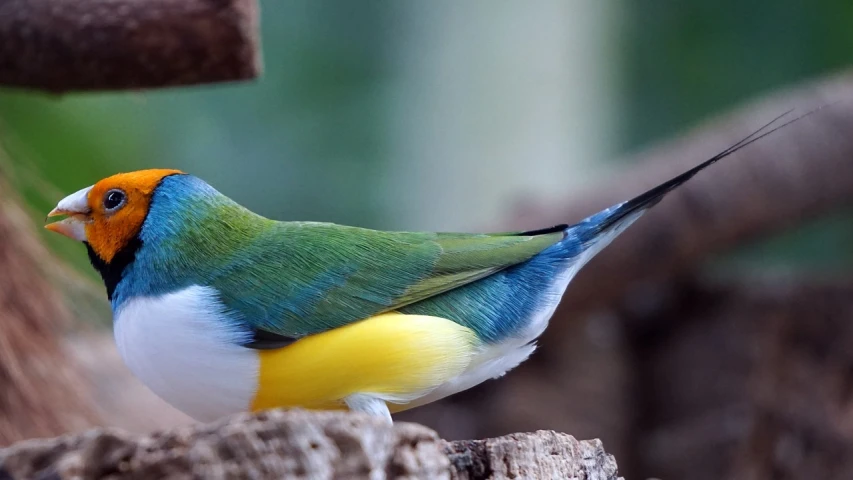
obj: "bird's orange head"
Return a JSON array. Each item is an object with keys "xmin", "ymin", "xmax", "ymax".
[{"xmin": 46, "ymin": 169, "xmax": 184, "ymax": 263}]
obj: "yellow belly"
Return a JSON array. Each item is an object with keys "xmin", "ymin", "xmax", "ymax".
[{"xmin": 251, "ymin": 312, "xmax": 480, "ymax": 413}]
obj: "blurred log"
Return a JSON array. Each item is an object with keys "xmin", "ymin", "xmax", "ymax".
[
  {"xmin": 633, "ymin": 276, "xmax": 853, "ymax": 480},
  {"xmin": 0, "ymin": 409, "xmax": 622, "ymax": 480},
  {"xmin": 509, "ymin": 69, "xmax": 853, "ymax": 323},
  {"xmin": 0, "ymin": 175, "xmax": 97, "ymax": 445},
  {"xmin": 0, "ymin": 0, "xmax": 261, "ymax": 93}
]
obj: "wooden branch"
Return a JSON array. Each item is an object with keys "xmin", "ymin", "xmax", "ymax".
[
  {"xmin": 0, "ymin": 410, "xmax": 622, "ymax": 480},
  {"xmin": 510, "ymin": 69, "xmax": 853, "ymax": 319},
  {"xmin": 0, "ymin": 0, "xmax": 261, "ymax": 93}
]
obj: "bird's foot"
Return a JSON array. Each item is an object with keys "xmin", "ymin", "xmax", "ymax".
[{"xmin": 344, "ymin": 393, "xmax": 392, "ymax": 424}]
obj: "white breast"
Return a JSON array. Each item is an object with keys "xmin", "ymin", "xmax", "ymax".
[{"xmin": 113, "ymin": 285, "xmax": 259, "ymax": 422}]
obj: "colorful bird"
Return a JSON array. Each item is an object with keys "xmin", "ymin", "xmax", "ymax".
[{"xmin": 45, "ymin": 113, "xmax": 801, "ymax": 423}]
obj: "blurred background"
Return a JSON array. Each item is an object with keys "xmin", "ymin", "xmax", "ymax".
[{"xmin": 2, "ymin": 1, "xmax": 853, "ymax": 479}]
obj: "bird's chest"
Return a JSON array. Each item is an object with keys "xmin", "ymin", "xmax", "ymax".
[{"xmin": 113, "ymin": 285, "xmax": 259, "ymax": 422}]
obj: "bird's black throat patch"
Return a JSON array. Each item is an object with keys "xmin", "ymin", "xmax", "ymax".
[{"xmin": 85, "ymin": 236, "xmax": 142, "ymax": 301}]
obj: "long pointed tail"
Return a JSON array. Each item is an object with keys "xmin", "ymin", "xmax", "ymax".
[{"xmin": 566, "ymin": 105, "xmax": 825, "ymax": 257}]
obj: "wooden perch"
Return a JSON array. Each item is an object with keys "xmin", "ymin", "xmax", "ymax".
[
  {"xmin": 0, "ymin": 0, "xmax": 261, "ymax": 93},
  {"xmin": 0, "ymin": 410, "xmax": 621, "ymax": 479}
]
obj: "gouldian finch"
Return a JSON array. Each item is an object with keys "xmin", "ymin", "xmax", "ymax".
[{"xmin": 45, "ymin": 114, "xmax": 799, "ymax": 423}]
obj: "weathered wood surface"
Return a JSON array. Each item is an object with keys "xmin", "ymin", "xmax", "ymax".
[{"xmin": 0, "ymin": 410, "xmax": 621, "ymax": 480}]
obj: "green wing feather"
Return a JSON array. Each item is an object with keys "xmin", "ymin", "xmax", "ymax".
[{"xmin": 204, "ymin": 220, "xmax": 563, "ymax": 337}]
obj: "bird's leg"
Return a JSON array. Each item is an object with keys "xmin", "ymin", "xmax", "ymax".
[{"xmin": 344, "ymin": 393, "xmax": 392, "ymax": 424}]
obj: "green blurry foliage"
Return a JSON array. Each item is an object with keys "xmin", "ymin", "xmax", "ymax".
[
  {"xmin": 0, "ymin": 0, "xmax": 851, "ymax": 300},
  {"xmin": 622, "ymin": 0, "xmax": 853, "ymax": 271},
  {"xmin": 623, "ymin": 1, "xmax": 853, "ymax": 147},
  {"xmin": 0, "ymin": 2, "xmax": 390, "ymax": 284},
  {"xmin": 0, "ymin": 1, "xmax": 388, "ymax": 224}
]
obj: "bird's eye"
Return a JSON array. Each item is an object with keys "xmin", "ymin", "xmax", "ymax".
[{"xmin": 103, "ymin": 189, "xmax": 127, "ymax": 211}]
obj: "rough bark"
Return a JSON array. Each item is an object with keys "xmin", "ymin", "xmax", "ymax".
[
  {"xmin": 0, "ymin": 409, "xmax": 620, "ymax": 480},
  {"xmin": 0, "ymin": 174, "xmax": 97, "ymax": 445},
  {"xmin": 0, "ymin": 0, "xmax": 261, "ymax": 93}
]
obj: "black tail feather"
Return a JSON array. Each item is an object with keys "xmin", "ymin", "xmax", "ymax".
[
  {"xmin": 578, "ymin": 105, "xmax": 825, "ymax": 239},
  {"xmin": 518, "ymin": 224, "xmax": 570, "ymax": 236}
]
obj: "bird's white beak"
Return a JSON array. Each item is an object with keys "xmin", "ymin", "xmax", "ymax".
[{"xmin": 45, "ymin": 185, "xmax": 93, "ymax": 242}]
